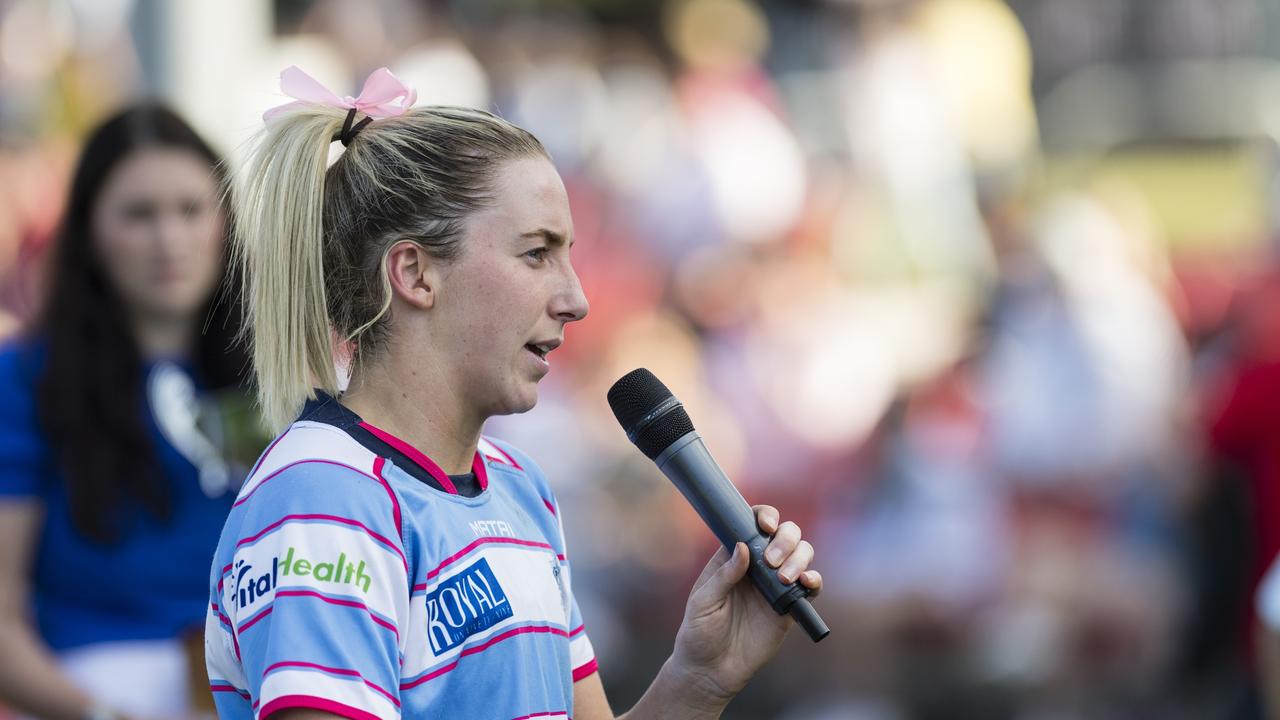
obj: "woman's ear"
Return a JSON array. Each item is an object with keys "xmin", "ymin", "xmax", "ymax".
[{"xmin": 385, "ymin": 241, "xmax": 437, "ymax": 310}]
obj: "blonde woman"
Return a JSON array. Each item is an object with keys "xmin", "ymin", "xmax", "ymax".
[{"xmin": 207, "ymin": 67, "xmax": 821, "ymax": 720}]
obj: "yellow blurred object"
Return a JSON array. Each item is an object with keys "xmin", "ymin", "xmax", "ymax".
[
  {"xmin": 664, "ymin": 0, "xmax": 769, "ymax": 72},
  {"xmin": 913, "ymin": 0, "xmax": 1040, "ymax": 171},
  {"xmin": 1045, "ymin": 144, "xmax": 1269, "ymax": 250}
]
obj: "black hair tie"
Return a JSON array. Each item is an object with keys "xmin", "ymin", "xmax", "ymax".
[{"xmin": 332, "ymin": 107, "xmax": 373, "ymax": 147}]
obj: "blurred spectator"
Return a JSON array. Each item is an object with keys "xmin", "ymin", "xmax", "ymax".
[{"xmin": 0, "ymin": 105, "xmax": 264, "ymax": 720}]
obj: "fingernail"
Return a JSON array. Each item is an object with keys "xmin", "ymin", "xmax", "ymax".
[
  {"xmin": 766, "ymin": 548, "xmax": 782, "ymax": 565},
  {"xmin": 779, "ymin": 569, "xmax": 795, "ymax": 583}
]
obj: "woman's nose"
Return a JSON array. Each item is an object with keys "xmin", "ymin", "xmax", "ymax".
[{"xmin": 553, "ymin": 265, "xmax": 589, "ymax": 322}]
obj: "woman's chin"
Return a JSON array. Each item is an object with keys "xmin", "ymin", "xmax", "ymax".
[{"xmin": 491, "ymin": 387, "xmax": 539, "ymax": 417}]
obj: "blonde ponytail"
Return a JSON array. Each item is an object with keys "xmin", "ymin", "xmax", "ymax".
[
  {"xmin": 232, "ymin": 100, "xmax": 547, "ymax": 431},
  {"xmin": 231, "ymin": 109, "xmax": 345, "ymax": 430}
]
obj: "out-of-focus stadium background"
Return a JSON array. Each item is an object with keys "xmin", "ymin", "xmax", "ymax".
[{"xmin": 3, "ymin": 0, "xmax": 1280, "ymax": 717}]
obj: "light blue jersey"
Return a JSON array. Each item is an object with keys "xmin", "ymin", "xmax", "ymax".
[{"xmin": 206, "ymin": 396, "xmax": 596, "ymax": 719}]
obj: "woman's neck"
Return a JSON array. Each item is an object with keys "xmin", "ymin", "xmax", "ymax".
[
  {"xmin": 340, "ymin": 354, "xmax": 482, "ymax": 475},
  {"xmin": 131, "ymin": 312, "xmax": 195, "ymax": 361}
]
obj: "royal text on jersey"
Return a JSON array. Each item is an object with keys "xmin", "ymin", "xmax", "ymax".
[{"xmin": 425, "ymin": 558, "xmax": 513, "ymax": 654}]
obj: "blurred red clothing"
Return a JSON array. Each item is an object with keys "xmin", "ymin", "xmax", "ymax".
[{"xmin": 1210, "ymin": 357, "xmax": 1280, "ymax": 658}]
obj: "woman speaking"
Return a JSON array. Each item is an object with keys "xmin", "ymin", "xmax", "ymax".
[{"xmin": 208, "ymin": 67, "xmax": 821, "ymax": 720}]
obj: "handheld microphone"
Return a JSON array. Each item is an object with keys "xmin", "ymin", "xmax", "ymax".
[{"xmin": 607, "ymin": 368, "xmax": 829, "ymax": 643}]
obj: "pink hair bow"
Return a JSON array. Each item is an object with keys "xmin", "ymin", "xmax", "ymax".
[{"xmin": 263, "ymin": 65, "xmax": 417, "ymax": 121}]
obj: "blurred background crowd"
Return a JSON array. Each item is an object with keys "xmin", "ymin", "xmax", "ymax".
[{"xmin": 2, "ymin": 0, "xmax": 1280, "ymax": 718}]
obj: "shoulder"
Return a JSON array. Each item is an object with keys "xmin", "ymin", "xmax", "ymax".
[
  {"xmin": 244, "ymin": 421, "xmax": 386, "ymax": 488},
  {"xmin": 479, "ymin": 435, "xmax": 536, "ymax": 473},
  {"xmin": 479, "ymin": 435, "xmax": 561, "ymax": 514},
  {"xmin": 479, "ymin": 436, "xmax": 549, "ymax": 487},
  {"xmin": 233, "ymin": 421, "xmax": 404, "ymax": 536}
]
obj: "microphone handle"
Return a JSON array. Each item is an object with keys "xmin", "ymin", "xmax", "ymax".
[{"xmin": 654, "ymin": 432, "xmax": 830, "ymax": 643}]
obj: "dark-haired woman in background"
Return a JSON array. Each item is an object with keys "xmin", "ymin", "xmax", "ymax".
[{"xmin": 0, "ymin": 105, "xmax": 263, "ymax": 720}]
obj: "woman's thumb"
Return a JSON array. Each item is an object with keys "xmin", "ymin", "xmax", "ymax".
[{"xmin": 697, "ymin": 542, "xmax": 750, "ymax": 602}]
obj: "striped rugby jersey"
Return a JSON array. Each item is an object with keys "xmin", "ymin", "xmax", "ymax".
[{"xmin": 205, "ymin": 396, "xmax": 596, "ymax": 720}]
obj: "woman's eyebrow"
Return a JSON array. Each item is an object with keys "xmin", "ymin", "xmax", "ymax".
[{"xmin": 520, "ymin": 228, "xmax": 573, "ymax": 247}]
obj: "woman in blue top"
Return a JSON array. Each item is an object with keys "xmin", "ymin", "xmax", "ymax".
[
  {"xmin": 208, "ymin": 67, "xmax": 822, "ymax": 720},
  {"xmin": 0, "ymin": 105, "xmax": 261, "ymax": 719}
]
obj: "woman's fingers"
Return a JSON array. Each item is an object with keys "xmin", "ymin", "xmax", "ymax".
[
  {"xmin": 754, "ymin": 505, "xmax": 780, "ymax": 535},
  {"xmin": 799, "ymin": 570, "xmax": 823, "ymax": 597},
  {"xmin": 763, "ymin": 521, "xmax": 801, "ymax": 567},
  {"xmin": 752, "ymin": 504, "xmax": 819, "ymax": 588},
  {"xmin": 776, "ymin": 540, "xmax": 814, "ymax": 584}
]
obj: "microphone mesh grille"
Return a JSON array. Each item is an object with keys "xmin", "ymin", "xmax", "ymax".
[{"xmin": 607, "ymin": 368, "xmax": 696, "ymax": 459}]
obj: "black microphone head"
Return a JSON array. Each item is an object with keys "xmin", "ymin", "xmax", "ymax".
[{"xmin": 607, "ymin": 368, "xmax": 696, "ymax": 460}]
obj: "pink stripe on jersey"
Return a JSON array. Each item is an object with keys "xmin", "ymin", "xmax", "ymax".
[
  {"xmin": 264, "ymin": 661, "xmax": 400, "ymax": 708},
  {"xmin": 235, "ymin": 512, "xmax": 407, "ymax": 570},
  {"xmin": 572, "ymin": 658, "xmax": 600, "ymax": 682},
  {"xmin": 400, "ymin": 624, "xmax": 570, "ymax": 689},
  {"xmin": 542, "ymin": 497, "xmax": 557, "ymax": 516},
  {"xmin": 211, "ymin": 603, "xmax": 232, "ymax": 629},
  {"xmin": 260, "ymin": 695, "xmax": 382, "ymax": 720},
  {"xmin": 237, "ymin": 605, "xmax": 273, "ymax": 634},
  {"xmin": 486, "ymin": 440, "xmax": 522, "ymax": 468},
  {"xmin": 275, "ymin": 589, "xmax": 399, "ymax": 639},
  {"xmin": 209, "ymin": 684, "xmax": 250, "ymax": 699},
  {"xmin": 217, "ymin": 563, "xmax": 233, "ymax": 594},
  {"xmin": 246, "ymin": 428, "xmax": 291, "ymax": 482},
  {"xmin": 370, "ymin": 456, "xmax": 404, "ymax": 539},
  {"xmin": 413, "ymin": 536, "xmax": 555, "ymax": 591},
  {"xmin": 473, "ymin": 450, "xmax": 490, "ymax": 492},
  {"xmin": 569, "ymin": 624, "xmax": 585, "ymax": 637},
  {"xmin": 234, "ymin": 459, "xmax": 381, "ymax": 509},
  {"xmin": 510, "ymin": 712, "xmax": 568, "ymax": 720},
  {"xmin": 360, "ymin": 422, "xmax": 498, "ymax": 494},
  {"xmin": 358, "ymin": 421, "xmax": 459, "ymax": 494}
]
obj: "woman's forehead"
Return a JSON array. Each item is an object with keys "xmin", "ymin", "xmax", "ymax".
[
  {"xmin": 488, "ymin": 156, "xmax": 572, "ymax": 235},
  {"xmin": 103, "ymin": 147, "xmax": 217, "ymax": 198}
]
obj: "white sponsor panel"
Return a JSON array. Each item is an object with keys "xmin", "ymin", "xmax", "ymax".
[
  {"xmin": 258, "ymin": 668, "xmax": 400, "ymax": 719},
  {"xmin": 225, "ymin": 521, "xmax": 408, "ymax": 644},
  {"xmin": 401, "ymin": 544, "xmax": 569, "ymax": 676}
]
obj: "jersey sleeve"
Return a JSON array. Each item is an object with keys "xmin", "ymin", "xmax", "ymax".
[
  {"xmin": 0, "ymin": 343, "xmax": 45, "ymax": 498},
  {"xmin": 217, "ymin": 461, "xmax": 410, "ymax": 720},
  {"xmin": 487, "ymin": 438, "xmax": 598, "ymax": 681}
]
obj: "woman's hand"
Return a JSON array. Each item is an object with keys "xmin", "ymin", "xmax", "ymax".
[{"xmin": 667, "ymin": 505, "xmax": 822, "ymax": 704}]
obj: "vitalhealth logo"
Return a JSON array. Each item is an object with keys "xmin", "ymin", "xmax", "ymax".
[
  {"xmin": 425, "ymin": 558, "xmax": 512, "ymax": 655},
  {"xmin": 233, "ymin": 546, "xmax": 373, "ymax": 610}
]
